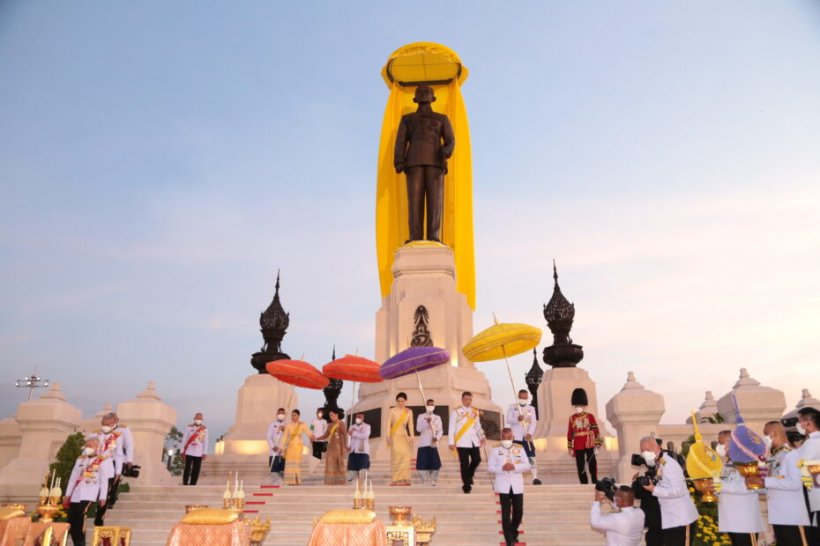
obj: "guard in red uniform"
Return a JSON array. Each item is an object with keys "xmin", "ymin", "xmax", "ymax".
[{"xmin": 567, "ymin": 388, "xmax": 601, "ymax": 484}]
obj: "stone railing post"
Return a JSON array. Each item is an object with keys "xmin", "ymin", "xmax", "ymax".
[
  {"xmin": 605, "ymin": 372, "xmax": 665, "ymax": 482},
  {"xmin": 116, "ymin": 381, "xmax": 177, "ymax": 486},
  {"xmin": 0, "ymin": 383, "xmax": 82, "ymax": 496}
]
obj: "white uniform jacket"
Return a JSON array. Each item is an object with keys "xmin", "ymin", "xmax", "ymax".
[
  {"xmin": 115, "ymin": 425, "xmax": 134, "ymax": 474},
  {"xmin": 416, "ymin": 413, "xmax": 443, "ymax": 448},
  {"xmin": 651, "ymin": 453, "xmax": 699, "ymax": 529},
  {"xmin": 590, "ymin": 503, "xmax": 645, "ymax": 546},
  {"xmin": 311, "ymin": 419, "xmax": 328, "ymax": 441},
  {"xmin": 505, "ymin": 403, "xmax": 537, "ymax": 442},
  {"xmin": 764, "ymin": 447, "xmax": 810, "ymax": 526},
  {"xmin": 182, "ymin": 424, "xmax": 209, "ymax": 457},
  {"xmin": 799, "ymin": 431, "xmax": 820, "ymax": 512},
  {"xmin": 348, "ymin": 423, "xmax": 371, "ymax": 454},
  {"xmin": 65, "ymin": 455, "xmax": 113, "ymax": 503},
  {"xmin": 266, "ymin": 420, "xmax": 286, "ymax": 455},
  {"xmin": 97, "ymin": 430, "xmax": 124, "ymax": 477},
  {"xmin": 448, "ymin": 406, "xmax": 484, "ymax": 448},
  {"xmin": 717, "ymin": 467, "xmax": 765, "ymax": 533},
  {"xmin": 488, "ymin": 444, "xmax": 531, "ymax": 495}
]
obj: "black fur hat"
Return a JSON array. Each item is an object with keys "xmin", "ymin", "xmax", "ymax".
[{"xmin": 571, "ymin": 388, "xmax": 588, "ymax": 407}]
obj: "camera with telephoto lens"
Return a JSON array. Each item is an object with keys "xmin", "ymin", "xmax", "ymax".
[
  {"xmin": 595, "ymin": 476, "xmax": 618, "ymax": 501},
  {"xmin": 631, "ymin": 453, "xmax": 658, "ymax": 487},
  {"xmin": 122, "ymin": 464, "xmax": 140, "ymax": 478}
]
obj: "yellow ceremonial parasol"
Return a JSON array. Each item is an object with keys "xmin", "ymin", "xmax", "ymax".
[{"xmin": 463, "ymin": 316, "xmax": 542, "ymax": 398}]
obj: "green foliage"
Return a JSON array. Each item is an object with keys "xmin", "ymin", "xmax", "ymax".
[
  {"xmin": 48, "ymin": 432, "xmax": 85, "ymax": 493},
  {"xmin": 165, "ymin": 426, "xmax": 184, "ymax": 476},
  {"xmin": 170, "ymin": 453, "xmax": 184, "ymax": 476}
]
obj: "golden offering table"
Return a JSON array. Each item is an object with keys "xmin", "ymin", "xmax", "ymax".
[
  {"xmin": 0, "ymin": 516, "xmax": 31, "ymax": 546},
  {"xmin": 307, "ymin": 520, "xmax": 387, "ymax": 546},
  {"xmin": 23, "ymin": 522, "xmax": 68, "ymax": 546},
  {"xmin": 165, "ymin": 521, "xmax": 249, "ymax": 546}
]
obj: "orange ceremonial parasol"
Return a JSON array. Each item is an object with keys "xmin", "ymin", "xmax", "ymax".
[
  {"xmin": 323, "ymin": 355, "xmax": 382, "ymax": 383},
  {"xmin": 266, "ymin": 359, "xmax": 330, "ymax": 390}
]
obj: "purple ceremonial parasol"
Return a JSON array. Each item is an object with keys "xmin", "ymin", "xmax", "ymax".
[{"xmin": 380, "ymin": 346, "xmax": 451, "ymax": 380}]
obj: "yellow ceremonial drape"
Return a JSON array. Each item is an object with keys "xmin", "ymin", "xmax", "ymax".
[{"xmin": 376, "ymin": 42, "xmax": 476, "ymax": 309}]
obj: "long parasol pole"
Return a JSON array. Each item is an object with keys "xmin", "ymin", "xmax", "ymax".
[{"xmin": 414, "ymin": 370, "xmax": 427, "ymax": 404}]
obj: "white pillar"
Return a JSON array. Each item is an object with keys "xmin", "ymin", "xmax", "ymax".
[
  {"xmin": 0, "ymin": 383, "xmax": 82, "ymax": 496},
  {"xmin": 605, "ymin": 372, "xmax": 665, "ymax": 482},
  {"xmin": 116, "ymin": 381, "xmax": 177, "ymax": 486},
  {"xmin": 716, "ymin": 368, "xmax": 786, "ymax": 434}
]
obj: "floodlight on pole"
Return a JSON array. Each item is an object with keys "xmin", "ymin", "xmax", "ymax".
[{"xmin": 15, "ymin": 368, "xmax": 50, "ymax": 400}]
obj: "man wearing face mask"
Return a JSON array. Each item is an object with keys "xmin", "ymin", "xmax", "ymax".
[
  {"xmin": 181, "ymin": 412, "xmax": 208, "ymax": 486},
  {"xmin": 568, "ymin": 388, "xmax": 601, "ymax": 484},
  {"xmin": 797, "ymin": 407, "xmax": 820, "ymax": 545},
  {"xmin": 266, "ymin": 408, "xmax": 287, "ymax": 484},
  {"xmin": 489, "ymin": 427, "xmax": 531, "ymax": 546},
  {"xmin": 94, "ymin": 413, "xmax": 123, "ymax": 526},
  {"xmin": 416, "ymin": 399, "xmax": 443, "ymax": 486},
  {"xmin": 716, "ymin": 433, "xmax": 765, "ymax": 545},
  {"xmin": 311, "ymin": 409, "xmax": 328, "ymax": 461},
  {"xmin": 744, "ymin": 421, "xmax": 810, "ymax": 546},
  {"xmin": 109, "ymin": 412, "xmax": 133, "ymax": 508},
  {"xmin": 347, "ymin": 413, "xmax": 371, "ymax": 482},
  {"xmin": 590, "ymin": 485, "xmax": 645, "ymax": 546},
  {"xmin": 639, "ymin": 436, "xmax": 698, "ymax": 546},
  {"xmin": 64, "ymin": 435, "xmax": 111, "ymax": 546},
  {"xmin": 507, "ymin": 390, "xmax": 540, "ymax": 486},
  {"xmin": 449, "ymin": 391, "xmax": 486, "ymax": 494}
]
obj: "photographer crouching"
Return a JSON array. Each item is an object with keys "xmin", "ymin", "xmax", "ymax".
[
  {"xmin": 590, "ymin": 479, "xmax": 645, "ymax": 546},
  {"xmin": 639, "ymin": 436, "xmax": 699, "ymax": 546}
]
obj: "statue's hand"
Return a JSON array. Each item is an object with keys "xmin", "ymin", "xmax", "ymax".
[{"xmin": 395, "ymin": 162, "xmax": 404, "ymax": 174}]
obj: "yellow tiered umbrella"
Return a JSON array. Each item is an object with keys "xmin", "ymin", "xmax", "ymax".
[{"xmin": 463, "ymin": 317, "xmax": 542, "ymax": 397}]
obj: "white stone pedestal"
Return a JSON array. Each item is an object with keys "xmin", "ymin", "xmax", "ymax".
[
  {"xmin": 534, "ymin": 366, "xmax": 612, "ymax": 457},
  {"xmin": 354, "ymin": 243, "xmax": 501, "ymax": 461},
  {"xmin": 0, "ymin": 383, "xmax": 81, "ymax": 497},
  {"xmin": 219, "ymin": 374, "xmax": 298, "ymax": 456},
  {"xmin": 117, "ymin": 381, "xmax": 177, "ymax": 486}
]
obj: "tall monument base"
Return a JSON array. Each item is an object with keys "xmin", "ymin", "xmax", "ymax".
[
  {"xmin": 219, "ymin": 374, "xmax": 298, "ymax": 456},
  {"xmin": 353, "ymin": 243, "xmax": 501, "ymax": 461}
]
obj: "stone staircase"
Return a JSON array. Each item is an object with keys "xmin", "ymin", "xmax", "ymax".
[{"xmin": 105, "ymin": 458, "xmax": 616, "ymax": 546}]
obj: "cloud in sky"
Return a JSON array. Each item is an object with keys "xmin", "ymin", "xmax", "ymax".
[{"xmin": 0, "ymin": 1, "xmax": 818, "ymax": 438}]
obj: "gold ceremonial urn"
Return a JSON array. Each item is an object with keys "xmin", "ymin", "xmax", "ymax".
[
  {"xmin": 247, "ymin": 516, "xmax": 271, "ymax": 546},
  {"xmin": 692, "ymin": 478, "xmax": 718, "ymax": 503},
  {"xmin": 734, "ymin": 462, "xmax": 762, "ymax": 489},
  {"xmin": 411, "ymin": 515, "xmax": 437, "ymax": 546},
  {"xmin": 388, "ymin": 506, "xmax": 412, "ymax": 525}
]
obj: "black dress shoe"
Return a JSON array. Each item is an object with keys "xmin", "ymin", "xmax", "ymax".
[
  {"xmin": 533, "ymin": 478, "xmax": 542, "ymax": 485},
  {"xmin": 462, "ymin": 484, "xmax": 471, "ymax": 494}
]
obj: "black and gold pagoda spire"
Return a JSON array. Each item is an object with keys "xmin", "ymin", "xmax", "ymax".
[
  {"xmin": 251, "ymin": 271, "xmax": 291, "ymax": 373},
  {"xmin": 542, "ymin": 261, "xmax": 584, "ymax": 368}
]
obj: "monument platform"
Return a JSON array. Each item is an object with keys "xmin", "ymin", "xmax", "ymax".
[{"xmin": 354, "ymin": 243, "xmax": 502, "ymax": 459}]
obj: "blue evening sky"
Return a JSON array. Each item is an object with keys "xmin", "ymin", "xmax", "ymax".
[{"xmin": 1, "ymin": 1, "xmax": 819, "ymax": 438}]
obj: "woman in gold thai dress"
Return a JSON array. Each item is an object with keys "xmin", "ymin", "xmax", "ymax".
[
  {"xmin": 386, "ymin": 392, "xmax": 414, "ymax": 485},
  {"xmin": 282, "ymin": 409, "xmax": 314, "ymax": 485},
  {"xmin": 318, "ymin": 409, "xmax": 348, "ymax": 485}
]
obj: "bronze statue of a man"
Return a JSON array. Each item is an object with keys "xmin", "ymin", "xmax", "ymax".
[{"xmin": 394, "ymin": 86, "xmax": 455, "ymax": 243}]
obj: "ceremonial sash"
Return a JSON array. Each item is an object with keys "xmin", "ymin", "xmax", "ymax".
[
  {"xmin": 100, "ymin": 431, "xmax": 120, "ymax": 458},
  {"xmin": 183, "ymin": 426, "xmax": 205, "ymax": 453},
  {"xmin": 454, "ymin": 410, "xmax": 477, "ymax": 444},
  {"xmin": 328, "ymin": 423, "xmax": 340, "ymax": 439},
  {"xmin": 389, "ymin": 409, "xmax": 409, "ymax": 437}
]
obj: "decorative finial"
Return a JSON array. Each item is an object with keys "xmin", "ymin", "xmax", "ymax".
[
  {"xmin": 332, "ymin": 345, "xmax": 336, "ymax": 361},
  {"xmin": 553, "ymin": 259, "xmax": 559, "ymax": 287},
  {"xmin": 275, "ymin": 270, "xmax": 280, "ymax": 293}
]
